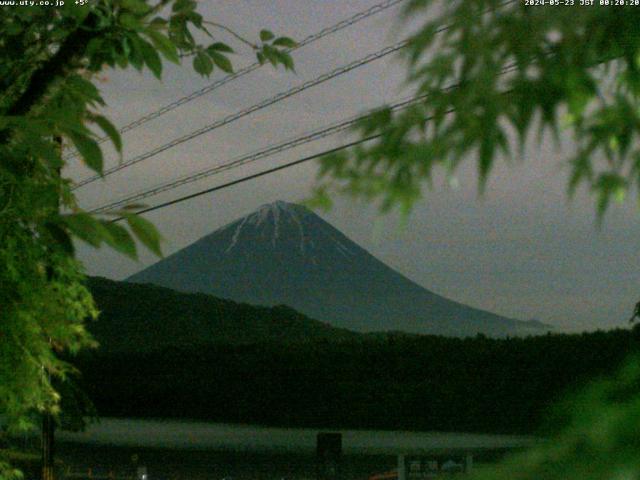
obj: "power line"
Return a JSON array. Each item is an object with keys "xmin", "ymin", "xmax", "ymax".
[
  {"xmin": 73, "ymin": 0, "xmax": 519, "ymax": 191},
  {"xmin": 104, "ymin": 63, "xmax": 520, "ymax": 222},
  {"xmin": 107, "ymin": 135, "xmax": 382, "ymax": 223},
  {"xmin": 89, "ymin": 94, "xmax": 428, "ymax": 214},
  {"xmin": 64, "ymin": 0, "xmax": 405, "ymax": 161},
  {"xmin": 90, "ymin": 45, "xmax": 522, "ymax": 214},
  {"xmin": 73, "ymin": 38, "xmax": 410, "ymax": 190}
]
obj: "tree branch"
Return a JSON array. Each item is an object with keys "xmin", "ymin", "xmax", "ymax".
[
  {"xmin": 6, "ymin": 16, "xmax": 98, "ymax": 119},
  {"xmin": 203, "ymin": 21, "xmax": 257, "ymax": 50}
]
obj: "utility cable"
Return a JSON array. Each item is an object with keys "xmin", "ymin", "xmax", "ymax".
[
  {"xmin": 72, "ymin": 0, "xmax": 518, "ymax": 190},
  {"xmin": 102, "ymin": 63, "xmax": 520, "ymax": 222},
  {"xmin": 64, "ymin": 0, "xmax": 406, "ymax": 161},
  {"xmin": 91, "ymin": 57, "xmax": 520, "ymax": 214},
  {"xmin": 73, "ymin": 39, "xmax": 410, "ymax": 190},
  {"xmin": 106, "ymin": 135, "xmax": 383, "ymax": 223},
  {"xmin": 89, "ymin": 94, "xmax": 427, "ymax": 214}
]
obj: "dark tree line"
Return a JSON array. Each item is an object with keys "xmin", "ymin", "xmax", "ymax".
[{"xmin": 73, "ymin": 328, "xmax": 639, "ymax": 435}]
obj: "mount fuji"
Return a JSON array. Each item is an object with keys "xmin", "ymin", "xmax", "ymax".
[{"xmin": 127, "ymin": 201, "xmax": 548, "ymax": 337}]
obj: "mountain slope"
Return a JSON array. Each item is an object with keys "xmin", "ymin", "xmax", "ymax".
[
  {"xmin": 127, "ymin": 201, "xmax": 549, "ymax": 337},
  {"xmin": 86, "ymin": 276, "xmax": 358, "ymax": 353}
]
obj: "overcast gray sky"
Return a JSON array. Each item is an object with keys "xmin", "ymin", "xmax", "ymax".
[{"xmin": 68, "ymin": 0, "xmax": 640, "ymax": 333}]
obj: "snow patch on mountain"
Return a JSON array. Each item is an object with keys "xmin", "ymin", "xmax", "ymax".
[
  {"xmin": 248, "ymin": 204, "xmax": 271, "ymax": 227},
  {"xmin": 287, "ymin": 205, "xmax": 306, "ymax": 253},
  {"xmin": 225, "ymin": 216, "xmax": 249, "ymax": 254},
  {"xmin": 271, "ymin": 203, "xmax": 280, "ymax": 247},
  {"xmin": 225, "ymin": 201, "xmax": 310, "ymax": 253},
  {"xmin": 332, "ymin": 235, "xmax": 353, "ymax": 257}
]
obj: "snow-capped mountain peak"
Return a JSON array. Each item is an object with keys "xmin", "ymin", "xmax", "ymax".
[
  {"xmin": 225, "ymin": 201, "xmax": 310, "ymax": 253},
  {"xmin": 127, "ymin": 201, "xmax": 549, "ymax": 337}
]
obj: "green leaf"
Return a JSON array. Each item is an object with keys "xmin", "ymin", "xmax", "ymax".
[
  {"xmin": 92, "ymin": 115, "xmax": 122, "ymax": 153},
  {"xmin": 272, "ymin": 36, "xmax": 297, "ymax": 49},
  {"xmin": 139, "ymin": 37, "xmax": 163, "ymax": 78},
  {"xmin": 478, "ymin": 136, "xmax": 495, "ymax": 191},
  {"xmin": 125, "ymin": 214, "xmax": 163, "ymax": 256},
  {"xmin": 9, "ymin": 116, "xmax": 51, "ymax": 136},
  {"xmin": 172, "ymin": 0, "xmax": 196, "ymax": 13},
  {"xmin": 61, "ymin": 2, "xmax": 90, "ymax": 21},
  {"xmin": 65, "ymin": 75, "xmax": 104, "ymax": 106},
  {"xmin": 273, "ymin": 50, "xmax": 295, "ymax": 71},
  {"xmin": 126, "ymin": 34, "xmax": 145, "ymax": 70},
  {"xmin": 47, "ymin": 106, "xmax": 84, "ymax": 131},
  {"xmin": 66, "ymin": 131, "xmax": 103, "ymax": 173},
  {"xmin": 207, "ymin": 42, "xmax": 234, "ymax": 54},
  {"xmin": 116, "ymin": 52, "xmax": 129, "ymax": 70},
  {"xmin": 119, "ymin": 36, "xmax": 132, "ymax": 60},
  {"xmin": 119, "ymin": 13, "xmax": 139, "ymax": 30},
  {"xmin": 186, "ymin": 11, "xmax": 203, "ymax": 29},
  {"xmin": 28, "ymin": 137, "xmax": 62, "ymax": 170},
  {"xmin": 120, "ymin": 0, "xmax": 151, "ymax": 14},
  {"xmin": 193, "ymin": 50, "xmax": 213, "ymax": 76},
  {"xmin": 149, "ymin": 17, "xmax": 167, "ymax": 29},
  {"xmin": 44, "ymin": 221, "xmax": 75, "ymax": 256},
  {"xmin": 568, "ymin": 153, "xmax": 593, "ymax": 197},
  {"xmin": 305, "ymin": 186, "xmax": 333, "ymax": 212},
  {"xmin": 4, "ymin": 19, "xmax": 22, "ymax": 36},
  {"xmin": 208, "ymin": 51, "xmax": 233, "ymax": 73},
  {"xmin": 100, "ymin": 221, "xmax": 138, "ymax": 259},
  {"xmin": 595, "ymin": 173, "xmax": 627, "ymax": 219},
  {"xmin": 146, "ymin": 29, "xmax": 180, "ymax": 64},
  {"xmin": 261, "ymin": 45, "xmax": 278, "ymax": 67},
  {"xmin": 259, "ymin": 29, "xmax": 275, "ymax": 42},
  {"xmin": 85, "ymin": 38, "xmax": 105, "ymax": 69},
  {"xmin": 61, "ymin": 213, "xmax": 104, "ymax": 248}
]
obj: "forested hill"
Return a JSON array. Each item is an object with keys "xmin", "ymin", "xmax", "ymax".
[
  {"xmin": 85, "ymin": 276, "xmax": 358, "ymax": 353},
  {"xmin": 76, "ymin": 323, "xmax": 639, "ymax": 435},
  {"xmin": 80, "ymin": 277, "xmax": 640, "ymax": 435}
]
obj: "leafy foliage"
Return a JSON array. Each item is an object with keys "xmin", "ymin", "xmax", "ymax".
[
  {"xmin": 313, "ymin": 2, "xmax": 640, "ymax": 477},
  {"xmin": 318, "ymin": 0, "xmax": 640, "ymax": 479},
  {"xmin": 0, "ymin": 0, "xmax": 295, "ymax": 464},
  {"xmin": 316, "ymin": 1, "xmax": 640, "ymax": 217},
  {"xmin": 0, "ymin": 453, "xmax": 28, "ymax": 480},
  {"xmin": 469, "ymin": 356, "xmax": 640, "ymax": 480}
]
